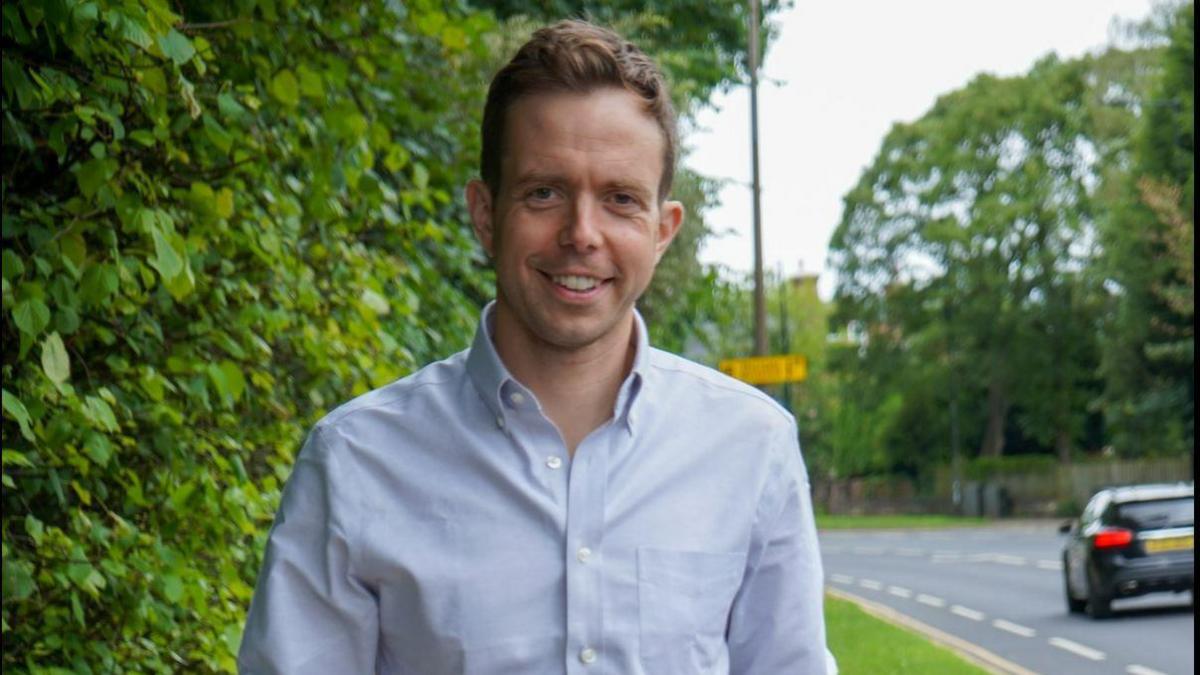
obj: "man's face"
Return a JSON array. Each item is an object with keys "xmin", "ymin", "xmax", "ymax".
[{"xmin": 467, "ymin": 88, "xmax": 683, "ymax": 353}]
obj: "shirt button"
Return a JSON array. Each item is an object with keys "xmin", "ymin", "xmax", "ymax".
[
  {"xmin": 496, "ymin": 416, "xmax": 505, "ymax": 429},
  {"xmin": 546, "ymin": 456, "xmax": 563, "ymax": 469},
  {"xmin": 579, "ymin": 647, "xmax": 597, "ymax": 665},
  {"xmin": 510, "ymin": 392, "xmax": 526, "ymax": 406},
  {"xmin": 577, "ymin": 546, "xmax": 593, "ymax": 563}
]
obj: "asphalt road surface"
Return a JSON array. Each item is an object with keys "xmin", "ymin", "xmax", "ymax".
[{"xmin": 820, "ymin": 522, "xmax": 1194, "ymax": 675}]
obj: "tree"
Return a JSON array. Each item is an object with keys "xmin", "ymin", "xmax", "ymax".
[
  {"xmin": 1098, "ymin": 1, "xmax": 1194, "ymax": 457},
  {"xmin": 828, "ymin": 48, "xmax": 1156, "ymax": 467}
]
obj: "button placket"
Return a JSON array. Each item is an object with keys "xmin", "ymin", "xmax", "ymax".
[{"xmin": 563, "ymin": 430, "xmax": 610, "ymax": 675}]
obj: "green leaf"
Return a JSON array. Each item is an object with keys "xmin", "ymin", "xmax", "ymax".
[
  {"xmin": 296, "ymin": 64, "xmax": 324, "ymax": 98},
  {"xmin": 215, "ymin": 188, "xmax": 235, "ymax": 219},
  {"xmin": 12, "ymin": 298, "xmax": 50, "ymax": 338},
  {"xmin": 41, "ymin": 332, "xmax": 71, "ymax": 385},
  {"xmin": 105, "ymin": 9, "xmax": 153, "ymax": 49},
  {"xmin": 360, "ymin": 288, "xmax": 391, "ymax": 315},
  {"xmin": 1, "ymin": 250, "xmax": 24, "ymax": 280},
  {"xmin": 157, "ymin": 28, "xmax": 195, "ymax": 65},
  {"xmin": 2, "ymin": 450, "xmax": 34, "ymax": 467},
  {"xmin": 83, "ymin": 432, "xmax": 112, "ymax": 467},
  {"xmin": 82, "ymin": 395, "xmax": 118, "ymax": 432},
  {"xmin": 162, "ymin": 574, "xmax": 184, "ymax": 602},
  {"xmin": 1, "ymin": 390, "xmax": 35, "ymax": 442},
  {"xmin": 208, "ymin": 361, "xmax": 246, "ymax": 405},
  {"xmin": 2, "ymin": 559, "xmax": 36, "ymax": 601},
  {"xmin": 74, "ymin": 157, "xmax": 117, "ymax": 198},
  {"xmin": 151, "ymin": 226, "xmax": 184, "ymax": 280},
  {"xmin": 269, "ymin": 69, "xmax": 300, "ymax": 107},
  {"xmin": 24, "ymin": 515, "xmax": 44, "ymax": 546}
]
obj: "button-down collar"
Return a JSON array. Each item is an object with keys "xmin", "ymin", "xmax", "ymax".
[{"xmin": 465, "ymin": 302, "xmax": 649, "ymax": 434}]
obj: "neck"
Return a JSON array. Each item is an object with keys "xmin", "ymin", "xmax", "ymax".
[{"xmin": 492, "ymin": 309, "xmax": 636, "ymax": 454}]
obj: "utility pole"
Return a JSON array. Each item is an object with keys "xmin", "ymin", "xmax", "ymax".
[
  {"xmin": 749, "ymin": 0, "xmax": 767, "ymax": 356},
  {"xmin": 777, "ymin": 264, "xmax": 792, "ymax": 410}
]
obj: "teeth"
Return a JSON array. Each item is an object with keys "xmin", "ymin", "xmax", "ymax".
[{"xmin": 552, "ymin": 275, "xmax": 599, "ymax": 291}]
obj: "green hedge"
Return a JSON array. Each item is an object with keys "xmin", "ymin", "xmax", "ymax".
[{"xmin": 2, "ymin": 1, "xmax": 494, "ymax": 670}]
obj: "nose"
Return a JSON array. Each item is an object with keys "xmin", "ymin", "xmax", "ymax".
[{"xmin": 558, "ymin": 197, "xmax": 603, "ymax": 251}]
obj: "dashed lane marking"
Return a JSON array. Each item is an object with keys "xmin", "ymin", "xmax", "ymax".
[
  {"xmin": 1126, "ymin": 665, "xmax": 1169, "ymax": 675},
  {"xmin": 1036, "ymin": 560, "xmax": 1063, "ymax": 571},
  {"xmin": 887, "ymin": 585, "xmax": 913, "ymax": 598},
  {"xmin": 896, "ymin": 547, "xmax": 923, "ymax": 556},
  {"xmin": 853, "ymin": 546, "xmax": 885, "ymax": 555},
  {"xmin": 1049, "ymin": 637, "xmax": 1106, "ymax": 661},
  {"xmin": 951, "ymin": 604, "xmax": 986, "ymax": 621},
  {"xmin": 830, "ymin": 574, "xmax": 854, "ymax": 584},
  {"xmin": 992, "ymin": 619, "xmax": 1036, "ymax": 637},
  {"xmin": 859, "ymin": 579, "xmax": 883, "ymax": 590},
  {"xmin": 992, "ymin": 554, "xmax": 1027, "ymax": 566},
  {"xmin": 917, "ymin": 593, "xmax": 946, "ymax": 608}
]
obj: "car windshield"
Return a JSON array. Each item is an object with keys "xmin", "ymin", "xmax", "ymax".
[{"xmin": 1114, "ymin": 497, "xmax": 1194, "ymax": 529}]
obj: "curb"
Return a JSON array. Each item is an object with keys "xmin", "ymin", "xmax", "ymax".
[{"xmin": 826, "ymin": 586, "xmax": 1040, "ymax": 675}]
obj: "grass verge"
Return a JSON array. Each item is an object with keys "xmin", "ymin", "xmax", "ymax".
[
  {"xmin": 825, "ymin": 593, "xmax": 990, "ymax": 674},
  {"xmin": 816, "ymin": 514, "xmax": 989, "ymax": 530}
]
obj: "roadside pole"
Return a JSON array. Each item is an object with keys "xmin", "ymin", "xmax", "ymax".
[{"xmin": 749, "ymin": 0, "xmax": 767, "ymax": 357}]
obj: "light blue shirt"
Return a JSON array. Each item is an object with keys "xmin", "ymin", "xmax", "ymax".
[{"xmin": 239, "ymin": 304, "xmax": 829, "ymax": 674}]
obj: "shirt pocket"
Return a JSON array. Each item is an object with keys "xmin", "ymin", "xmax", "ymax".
[{"xmin": 637, "ymin": 547, "xmax": 746, "ymax": 672}]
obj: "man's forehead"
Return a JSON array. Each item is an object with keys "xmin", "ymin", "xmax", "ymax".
[{"xmin": 501, "ymin": 89, "xmax": 664, "ymax": 185}]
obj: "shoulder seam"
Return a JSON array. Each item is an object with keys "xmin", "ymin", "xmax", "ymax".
[
  {"xmin": 320, "ymin": 374, "xmax": 462, "ymax": 428},
  {"xmin": 647, "ymin": 356, "xmax": 793, "ymax": 426}
]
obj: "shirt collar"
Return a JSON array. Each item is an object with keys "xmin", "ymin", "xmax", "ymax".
[{"xmin": 465, "ymin": 302, "xmax": 650, "ymax": 432}]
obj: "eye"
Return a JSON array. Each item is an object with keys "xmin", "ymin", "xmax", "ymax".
[
  {"xmin": 527, "ymin": 186, "xmax": 557, "ymax": 201},
  {"xmin": 610, "ymin": 192, "xmax": 640, "ymax": 208}
]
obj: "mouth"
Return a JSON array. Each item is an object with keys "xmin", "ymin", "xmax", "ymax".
[{"xmin": 541, "ymin": 271, "xmax": 613, "ymax": 298}]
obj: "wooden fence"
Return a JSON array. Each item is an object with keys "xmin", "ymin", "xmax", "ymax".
[{"xmin": 813, "ymin": 457, "xmax": 1193, "ymax": 517}]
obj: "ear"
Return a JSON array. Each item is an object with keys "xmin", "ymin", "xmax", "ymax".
[
  {"xmin": 653, "ymin": 199, "xmax": 684, "ymax": 263},
  {"xmin": 466, "ymin": 179, "xmax": 495, "ymax": 256}
]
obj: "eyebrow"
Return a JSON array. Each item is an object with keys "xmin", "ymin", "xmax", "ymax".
[
  {"xmin": 510, "ymin": 171, "xmax": 568, "ymax": 192},
  {"xmin": 510, "ymin": 172, "xmax": 653, "ymax": 201}
]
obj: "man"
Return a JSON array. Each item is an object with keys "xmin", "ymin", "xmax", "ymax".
[{"xmin": 240, "ymin": 20, "xmax": 830, "ymax": 674}]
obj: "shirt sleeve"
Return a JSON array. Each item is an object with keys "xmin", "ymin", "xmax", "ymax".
[
  {"xmin": 726, "ymin": 418, "xmax": 831, "ymax": 675},
  {"xmin": 238, "ymin": 425, "xmax": 379, "ymax": 674}
]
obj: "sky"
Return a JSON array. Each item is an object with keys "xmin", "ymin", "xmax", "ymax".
[{"xmin": 683, "ymin": 0, "xmax": 1160, "ymax": 299}]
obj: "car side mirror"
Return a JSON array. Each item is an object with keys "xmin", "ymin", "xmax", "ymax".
[{"xmin": 1058, "ymin": 520, "xmax": 1073, "ymax": 534}]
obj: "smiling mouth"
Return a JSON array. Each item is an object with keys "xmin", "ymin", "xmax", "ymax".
[{"xmin": 552, "ymin": 274, "xmax": 601, "ymax": 291}]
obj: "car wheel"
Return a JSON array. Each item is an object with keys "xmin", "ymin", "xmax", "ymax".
[
  {"xmin": 1063, "ymin": 560, "xmax": 1086, "ymax": 613},
  {"xmin": 1085, "ymin": 566, "xmax": 1112, "ymax": 619}
]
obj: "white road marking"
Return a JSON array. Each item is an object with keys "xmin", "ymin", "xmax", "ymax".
[
  {"xmin": 992, "ymin": 554, "xmax": 1027, "ymax": 566},
  {"xmin": 853, "ymin": 546, "xmax": 885, "ymax": 555},
  {"xmin": 896, "ymin": 547, "xmax": 922, "ymax": 556},
  {"xmin": 830, "ymin": 574, "xmax": 854, "ymax": 584},
  {"xmin": 966, "ymin": 553, "xmax": 995, "ymax": 562},
  {"xmin": 859, "ymin": 579, "xmax": 883, "ymax": 590},
  {"xmin": 1037, "ymin": 560, "xmax": 1063, "ymax": 571},
  {"xmin": 887, "ymin": 585, "xmax": 913, "ymax": 598},
  {"xmin": 951, "ymin": 604, "xmax": 986, "ymax": 621},
  {"xmin": 932, "ymin": 553, "xmax": 963, "ymax": 563},
  {"xmin": 1049, "ymin": 636, "xmax": 1106, "ymax": 661},
  {"xmin": 992, "ymin": 619, "xmax": 1036, "ymax": 637},
  {"xmin": 917, "ymin": 593, "xmax": 946, "ymax": 608},
  {"xmin": 1127, "ymin": 665, "xmax": 1169, "ymax": 675}
]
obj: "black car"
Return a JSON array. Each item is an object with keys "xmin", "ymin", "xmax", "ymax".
[{"xmin": 1060, "ymin": 482, "xmax": 1194, "ymax": 618}]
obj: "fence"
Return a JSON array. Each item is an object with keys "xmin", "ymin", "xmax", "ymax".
[{"xmin": 813, "ymin": 456, "xmax": 1193, "ymax": 517}]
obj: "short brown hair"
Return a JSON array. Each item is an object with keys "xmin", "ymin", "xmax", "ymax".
[{"xmin": 480, "ymin": 20, "xmax": 677, "ymax": 200}]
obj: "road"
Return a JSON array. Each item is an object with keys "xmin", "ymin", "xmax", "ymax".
[{"xmin": 820, "ymin": 522, "xmax": 1194, "ymax": 675}]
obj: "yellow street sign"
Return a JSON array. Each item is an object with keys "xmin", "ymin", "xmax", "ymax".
[{"xmin": 718, "ymin": 354, "xmax": 808, "ymax": 385}]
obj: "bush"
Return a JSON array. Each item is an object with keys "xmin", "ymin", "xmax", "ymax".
[{"xmin": 2, "ymin": 2, "xmax": 494, "ymax": 670}]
